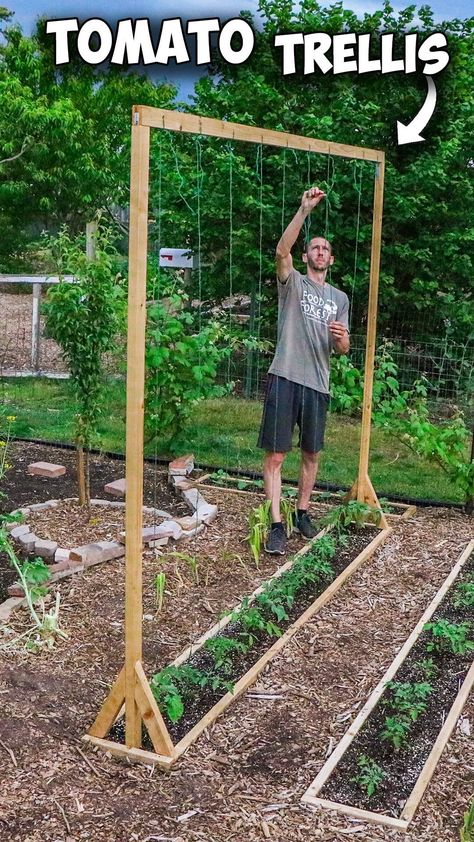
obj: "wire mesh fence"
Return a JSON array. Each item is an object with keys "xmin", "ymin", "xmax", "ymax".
[{"xmin": 1, "ymin": 282, "xmax": 472, "ymax": 422}]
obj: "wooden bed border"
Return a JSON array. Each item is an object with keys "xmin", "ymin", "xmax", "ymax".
[
  {"xmin": 85, "ymin": 525, "xmax": 391, "ymax": 768},
  {"xmin": 300, "ymin": 538, "xmax": 474, "ymax": 830}
]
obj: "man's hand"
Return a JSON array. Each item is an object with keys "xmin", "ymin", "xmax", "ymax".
[
  {"xmin": 329, "ymin": 321, "xmax": 350, "ymax": 354},
  {"xmin": 300, "ymin": 187, "xmax": 326, "ymax": 216}
]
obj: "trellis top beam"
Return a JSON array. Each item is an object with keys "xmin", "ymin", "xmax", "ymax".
[{"xmin": 134, "ymin": 106, "xmax": 384, "ymax": 164}]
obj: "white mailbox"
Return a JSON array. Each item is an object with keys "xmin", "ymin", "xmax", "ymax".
[{"xmin": 159, "ymin": 248, "xmax": 196, "ymax": 269}]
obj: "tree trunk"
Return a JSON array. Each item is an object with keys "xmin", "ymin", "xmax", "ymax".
[{"xmin": 77, "ymin": 445, "xmax": 86, "ymax": 506}]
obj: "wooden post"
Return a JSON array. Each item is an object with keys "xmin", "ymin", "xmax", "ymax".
[
  {"xmin": 124, "ymin": 112, "xmax": 150, "ymax": 748},
  {"xmin": 31, "ymin": 282, "xmax": 41, "ymax": 371},
  {"xmin": 345, "ymin": 157, "xmax": 387, "ymax": 526}
]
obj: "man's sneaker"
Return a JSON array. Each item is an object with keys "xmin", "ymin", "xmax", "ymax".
[
  {"xmin": 264, "ymin": 523, "xmax": 287, "ymax": 555},
  {"xmin": 293, "ymin": 511, "xmax": 318, "ymax": 539}
]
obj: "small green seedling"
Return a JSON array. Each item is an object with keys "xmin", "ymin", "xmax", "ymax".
[
  {"xmin": 415, "ymin": 657, "xmax": 439, "ymax": 681},
  {"xmin": 154, "ymin": 572, "xmax": 166, "ymax": 612},
  {"xmin": 385, "ymin": 681, "xmax": 433, "ymax": 720},
  {"xmin": 280, "ymin": 496, "xmax": 296, "ymax": 538},
  {"xmin": 321, "ymin": 500, "xmax": 382, "ymax": 533},
  {"xmin": 204, "ymin": 635, "xmax": 249, "ymax": 674},
  {"xmin": 380, "ymin": 715, "xmax": 412, "ymax": 751},
  {"xmin": 424, "ymin": 620, "xmax": 474, "ymax": 656},
  {"xmin": 248, "ymin": 500, "xmax": 271, "ymax": 566},
  {"xmin": 461, "ymin": 799, "xmax": 474, "ymax": 842},
  {"xmin": 351, "ymin": 754, "xmax": 385, "ymax": 797},
  {"xmin": 453, "ymin": 581, "xmax": 474, "ymax": 610}
]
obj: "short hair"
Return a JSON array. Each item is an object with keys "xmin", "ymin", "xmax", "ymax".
[{"xmin": 303, "ymin": 236, "xmax": 333, "ymax": 255}]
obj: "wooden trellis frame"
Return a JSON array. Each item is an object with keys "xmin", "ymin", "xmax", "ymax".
[{"xmin": 84, "ymin": 106, "xmax": 388, "ymax": 765}]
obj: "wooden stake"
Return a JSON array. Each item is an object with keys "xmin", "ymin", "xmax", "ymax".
[
  {"xmin": 124, "ymin": 113, "xmax": 150, "ymax": 748},
  {"xmin": 134, "ymin": 662, "xmax": 174, "ymax": 757},
  {"xmin": 88, "ymin": 667, "xmax": 125, "ymax": 739}
]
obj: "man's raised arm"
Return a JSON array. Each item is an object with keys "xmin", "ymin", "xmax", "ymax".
[{"xmin": 275, "ymin": 187, "xmax": 326, "ymax": 282}]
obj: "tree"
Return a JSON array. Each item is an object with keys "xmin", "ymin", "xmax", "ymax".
[
  {"xmin": 43, "ymin": 223, "xmax": 125, "ymax": 505},
  {"xmin": 0, "ymin": 12, "xmax": 177, "ymax": 265}
]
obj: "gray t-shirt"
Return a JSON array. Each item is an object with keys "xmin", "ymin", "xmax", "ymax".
[{"xmin": 268, "ymin": 268, "xmax": 349, "ymax": 394}]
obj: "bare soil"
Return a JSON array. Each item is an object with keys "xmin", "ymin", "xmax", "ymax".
[{"xmin": 0, "ymin": 442, "xmax": 472, "ymax": 842}]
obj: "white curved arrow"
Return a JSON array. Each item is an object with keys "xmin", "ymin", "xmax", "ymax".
[{"xmin": 397, "ymin": 76, "xmax": 437, "ymax": 146}]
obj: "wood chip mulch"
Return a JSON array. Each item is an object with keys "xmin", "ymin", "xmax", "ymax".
[{"xmin": 0, "ymin": 499, "xmax": 472, "ymax": 842}]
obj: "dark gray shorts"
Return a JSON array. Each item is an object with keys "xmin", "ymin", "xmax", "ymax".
[{"xmin": 257, "ymin": 374, "xmax": 329, "ymax": 454}]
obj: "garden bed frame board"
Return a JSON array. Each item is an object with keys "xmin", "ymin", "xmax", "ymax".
[
  {"xmin": 86, "ymin": 106, "xmax": 388, "ymax": 766},
  {"xmin": 300, "ymin": 538, "xmax": 474, "ymax": 831},
  {"xmin": 85, "ymin": 523, "xmax": 390, "ymax": 767}
]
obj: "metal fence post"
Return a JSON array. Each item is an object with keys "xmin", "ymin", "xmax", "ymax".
[{"xmin": 31, "ymin": 282, "xmax": 42, "ymax": 371}]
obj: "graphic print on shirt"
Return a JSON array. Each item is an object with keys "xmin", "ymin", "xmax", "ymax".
[{"xmin": 300, "ymin": 288, "xmax": 338, "ymax": 325}]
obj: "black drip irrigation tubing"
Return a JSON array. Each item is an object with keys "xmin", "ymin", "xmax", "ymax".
[{"xmin": 9, "ymin": 436, "xmax": 467, "ymax": 511}]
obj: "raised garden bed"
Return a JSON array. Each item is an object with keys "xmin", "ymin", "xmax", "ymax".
[
  {"xmin": 197, "ymin": 472, "xmax": 415, "ymax": 519},
  {"xmin": 86, "ymin": 519, "xmax": 391, "ymax": 767},
  {"xmin": 301, "ymin": 538, "xmax": 474, "ymax": 831}
]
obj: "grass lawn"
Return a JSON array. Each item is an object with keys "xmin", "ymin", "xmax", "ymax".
[{"xmin": 0, "ymin": 377, "xmax": 464, "ymax": 504}]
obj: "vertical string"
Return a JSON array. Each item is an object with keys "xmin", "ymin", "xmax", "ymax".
[
  {"xmin": 152, "ymin": 132, "xmax": 164, "ymax": 542},
  {"xmin": 350, "ymin": 160, "xmax": 363, "ymax": 332},
  {"xmin": 256, "ymin": 143, "xmax": 264, "ymax": 397}
]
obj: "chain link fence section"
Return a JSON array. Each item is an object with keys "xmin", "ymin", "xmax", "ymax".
[{"xmin": 0, "ymin": 277, "xmax": 74, "ymax": 377}]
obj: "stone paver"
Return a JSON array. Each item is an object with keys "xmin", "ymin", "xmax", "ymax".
[
  {"xmin": 27, "ymin": 462, "xmax": 66, "ymax": 478},
  {"xmin": 17, "ymin": 533, "xmax": 37, "ymax": 553},
  {"xmin": 168, "ymin": 454, "xmax": 194, "ymax": 476},
  {"xmin": 10, "ymin": 524, "xmax": 30, "ymax": 539},
  {"xmin": 69, "ymin": 541, "xmax": 125, "ymax": 564},
  {"xmin": 104, "ymin": 478, "xmax": 126, "ymax": 497},
  {"xmin": 34, "ymin": 539, "xmax": 58, "ymax": 560}
]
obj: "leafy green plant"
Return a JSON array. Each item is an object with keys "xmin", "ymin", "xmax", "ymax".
[
  {"xmin": 380, "ymin": 715, "xmax": 412, "ymax": 752},
  {"xmin": 0, "ymin": 529, "xmax": 66, "ymax": 648},
  {"xmin": 453, "ymin": 581, "xmax": 474, "ymax": 610},
  {"xmin": 150, "ymin": 665, "xmax": 207, "ymax": 723},
  {"xmin": 461, "ymin": 799, "xmax": 474, "ymax": 842},
  {"xmin": 145, "ymin": 275, "xmax": 232, "ymax": 448},
  {"xmin": 154, "ymin": 572, "xmax": 166, "ymax": 612},
  {"xmin": 204, "ymin": 635, "xmax": 249, "ymax": 674},
  {"xmin": 247, "ymin": 500, "xmax": 271, "ymax": 566},
  {"xmin": 380, "ymin": 680, "xmax": 433, "ymax": 752},
  {"xmin": 321, "ymin": 500, "xmax": 382, "ymax": 533},
  {"xmin": 424, "ymin": 620, "xmax": 474, "ymax": 657},
  {"xmin": 350, "ymin": 754, "xmax": 385, "ymax": 797},
  {"xmin": 280, "ymin": 495, "xmax": 296, "ymax": 538},
  {"xmin": 385, "ymin": 681, "xmax": 432, "ymax": 721},
  {"xmin": 43, "ymin": 223, "xmax": 125, "ymax": 505},
  {"xmin": 415, "ymin": 658, "xmax": 439, "ymax": 681}
]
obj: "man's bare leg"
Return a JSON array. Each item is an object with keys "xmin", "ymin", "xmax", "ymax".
[
  {"xmin": 298, "ymin": 450, "xmax": 320, "ymax": 511},
  {"xmin": 263, "ymin": 451, "xmax": 285, "ymax": 522}
]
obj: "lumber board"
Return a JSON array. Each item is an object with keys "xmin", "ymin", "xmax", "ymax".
[
  {"xmin": 88, "ymin": 667, "xmax": 125, "ymax": 739},
  {"xmin": 302, "ymin": 797, "xmax": 409, "ymax": 830},
  {"xmin": 172, "ymin": 527, "xmax": 390, "ymax": 759},
  {"xmin": 134, "ymin": 106, "xmax": 384, "ymax": 163},
  {"xmin": 357, "ymin": 157, "xmax": 384, "ymax": 485},
  {"xmin": 124, "ymin": 118, "xmax": 150, "ymax": 748},
  {"xmin": 301, "ymin": 538, "xmax": 474, "ymax": 829},
  {"xmin": 134, "ymin": 662, "xmax": 175, "ymax": 757},
  {"xmin": 82, "ymin": 735, "xmax": 175, "ymax": 769}
]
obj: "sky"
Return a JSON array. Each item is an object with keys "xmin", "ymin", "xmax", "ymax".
[{"xmin": 6, "ymin": 0, "xmax": 473, "ymax": 98}]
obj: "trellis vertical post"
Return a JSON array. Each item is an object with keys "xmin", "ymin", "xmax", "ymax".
[
  {"xmin": 357, "ymin": 159, "xmax": 385, "ymax": 504},
  {"xmin": 124, "ymin": 112, "xmax": 150, "ymax": 747}
]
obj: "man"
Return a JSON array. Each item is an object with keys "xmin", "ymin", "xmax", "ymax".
[{"xmin": 258, "ymin": 186, "xmax": 350, "ymax": 555}]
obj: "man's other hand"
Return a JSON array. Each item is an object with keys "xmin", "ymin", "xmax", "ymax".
[
  {"xmin": 300, "ymin": 187, "xmax": 326, "ymax": 214},
  {"xmin": 328, "ymin": 321, "xmax": 347, "ymax": 340}
]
